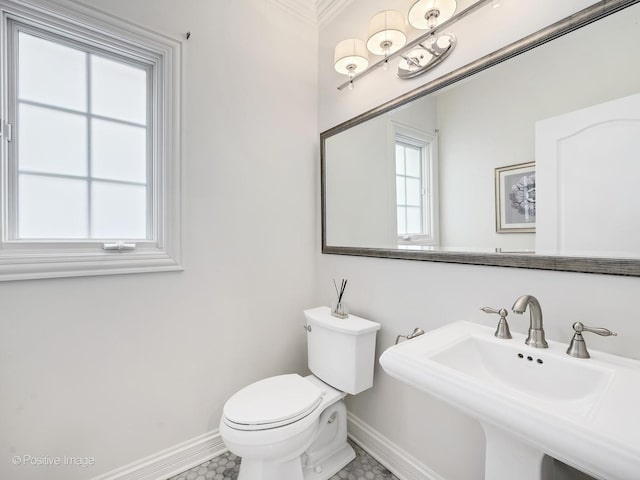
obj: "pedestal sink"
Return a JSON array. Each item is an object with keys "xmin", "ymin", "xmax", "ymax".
[{"xmin": 379, "ymin": 321, "xmax": 640, "ymax": 480}]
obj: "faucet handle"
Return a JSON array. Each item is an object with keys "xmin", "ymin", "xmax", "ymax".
[
  {"xmin": 481, "ymin": 307, "xmax": 503, "ymax": 315},
  {"xmin": 572, "ymin": 322, "xmax": 617, "ymax": 337},
  {"xmin": 567, "ymin": 322, "xmax": 617, "ymax": 359},
  {"xmin": 481, "ymin": 307, "xmax": 512, "ymax": 339}
]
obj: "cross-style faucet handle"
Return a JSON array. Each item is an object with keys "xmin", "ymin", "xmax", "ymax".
[
  {"xmin": 481, "ymin": 307, "xmax": 512, "ymax": 339},
  {"xmin": 567, "ymin": 322, "xmax": 617, "ymax": 359}
]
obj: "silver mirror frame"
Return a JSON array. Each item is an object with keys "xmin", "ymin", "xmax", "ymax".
[{"xmin": 321, "ymin": 0, "xmax": 640, "ymax": 277}]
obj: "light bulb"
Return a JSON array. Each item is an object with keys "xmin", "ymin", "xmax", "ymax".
[
  {"xmin": 383, "ymin": 59, "xmax": 390, "ymax": 71},
  {"xmin": 427, "ymin": 11, "xmax": 439, "ymax": 29},
  {"xmin": 348, "ymin": 81, "xmax": 354, "ymax": 91}
]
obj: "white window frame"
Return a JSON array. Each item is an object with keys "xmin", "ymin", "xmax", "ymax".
[
  {"xmin": 389, "ymin": 121, "xmax": 439, "ymax": 247},
  {"xmin": 0, "ymin": 0, "xmax": 182, "ymax": 280}
]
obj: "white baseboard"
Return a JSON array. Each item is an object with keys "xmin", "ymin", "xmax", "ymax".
[
  {"xmin": 89, "ymin": 414, "xmax": 441, "ymax": 480},
  {"xmin": 347, "ymin": 412, "xmax": 446, "ymax": 480},
  {"xmin": 90, "ymin": 430, "xmax": 226, "ymax": 480}
]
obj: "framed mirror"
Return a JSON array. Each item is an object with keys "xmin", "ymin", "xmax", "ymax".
[{"xmin": 321, "ymin": 0, "xmax": 640, "ymax": 276}]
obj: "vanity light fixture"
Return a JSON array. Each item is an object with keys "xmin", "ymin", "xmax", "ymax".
[
  {"xmin": 366, "ymin": 10, "xmax": 407, "ymax": 71},
  {"xmin": 335, "ymin": 0, "xmax": 498, "ymax": 90},
  {"xmin": 334, "ymin": 38, "xmax": 369, "ymax": 89}
]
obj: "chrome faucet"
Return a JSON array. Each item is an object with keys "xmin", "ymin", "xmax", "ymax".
[{"xmin": 512, "ymin": 295, "xmax": 548, "ymax": 348}]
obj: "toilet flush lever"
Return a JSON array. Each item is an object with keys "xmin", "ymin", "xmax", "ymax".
[
  {"xmin": 395, "ymin": 327, "xmax": 425, "ymax": 345},
  {"xmin": 481, "ymin": 307, "xmax": 512, "ymax": 339},
  {"xmin": 303, "ymin": 324, "xmax": 312, "ymax": 332}
]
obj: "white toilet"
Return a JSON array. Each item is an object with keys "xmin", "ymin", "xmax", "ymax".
[{"xmin": 219, "ymin": 306, "xmax": 381, "ymax": 480}]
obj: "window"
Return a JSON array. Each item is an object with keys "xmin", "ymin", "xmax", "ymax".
[
  {"xmin": 15, "ymin": 31, "xmax": 149, "ymax": 240},
  {"xmin": 393, "ymin": 127, "xmax": 438, "ymax": 246},
  {"xmin": 0, "ymin": 0, "xmax": 182, "ymax": 280}
]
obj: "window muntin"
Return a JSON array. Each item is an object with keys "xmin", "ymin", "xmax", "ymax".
[{"xmin": 12, "ymin": 28, "xmax": 151, "ymax": 241}]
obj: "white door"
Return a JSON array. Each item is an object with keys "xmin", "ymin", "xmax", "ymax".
[{"xmin": 535, "ymin": 93, "xmax": 640, "ymax": 257}]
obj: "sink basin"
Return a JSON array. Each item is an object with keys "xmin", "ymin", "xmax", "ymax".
[
  {"xmin": 380, "ymin": 321, "xmax": 640, "ymax": 480},
  {"xmin": 430, "ymin": 333, "xmax": 613, "ymax": 412}
]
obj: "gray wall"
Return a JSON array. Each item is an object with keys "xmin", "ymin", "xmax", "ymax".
[{"xmin": 0, "ymin": 1, "xmax": 318, "ymax": 479}]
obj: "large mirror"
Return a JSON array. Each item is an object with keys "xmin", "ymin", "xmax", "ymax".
[{"xmin": 321, "ymin": 0, "xmax": 640, "ymax": 276}]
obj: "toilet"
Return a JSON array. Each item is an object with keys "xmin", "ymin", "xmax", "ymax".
[{"xmin": 219, "ymin": 306, "xmax": 381, "ymax": 480}]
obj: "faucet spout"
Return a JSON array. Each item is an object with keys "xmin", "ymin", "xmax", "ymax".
[{"xmin": 512, "ymin": 295, "xmax": 548, "ymax": 348}]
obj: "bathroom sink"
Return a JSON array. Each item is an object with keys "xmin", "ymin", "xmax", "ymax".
[{"xmin": 380, "ymin": 321, "xmax": 640, "ymax": 480}]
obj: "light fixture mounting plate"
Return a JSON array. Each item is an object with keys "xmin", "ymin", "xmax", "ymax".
[{"xmin": 397, "ymin": 33, "xmax": 457, "ymax": 80}]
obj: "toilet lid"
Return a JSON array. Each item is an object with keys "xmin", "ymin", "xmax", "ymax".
[{"xmin": 223, "ymin": 374, "xmax": 324, "ymax": 430}]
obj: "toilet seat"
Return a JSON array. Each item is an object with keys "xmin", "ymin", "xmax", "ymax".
[{"xmin": 223, "ymin": 374, "xmax": 324, "ymax": 431}]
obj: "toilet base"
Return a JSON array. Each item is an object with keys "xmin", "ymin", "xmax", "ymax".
[
  {"xmin": 238, "ymin": 456, "xmax": 306, "ymax": 480},
  {"xmin": 302, "ymin": 442, "xmax": 355, "ymax": 480},
  {"xmin": 236, "ymin": 441, "xmax": 355, "ymax": 480}
]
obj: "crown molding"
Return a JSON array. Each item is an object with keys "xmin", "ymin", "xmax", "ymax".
[
  {"xmin": 266, "ymin": 0, "xmax": 353, "ymax": 27},
  {"xmin": 316, "ymin": 0, "xmax": 355, "ymax": 28},
  {"xmin": 266, "ymin": 0, "xmax": 318, "ymax": 25}
]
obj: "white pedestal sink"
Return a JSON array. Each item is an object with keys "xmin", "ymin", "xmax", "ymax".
[{"xmin": 379, "ymin": 321, "xmax": 640, "ymax": 480}]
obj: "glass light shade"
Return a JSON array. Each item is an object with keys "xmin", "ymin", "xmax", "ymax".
[
  {"xmin": 366, "ymin": 10, "xmax": 407, "ymax": 56},
  {"xmin": 408, "ymin": 0, "xmax": 457, "ymax": 30},
  {"xmin": 334, "ymin": 38, "xmax": 369, "ymax": 76}
]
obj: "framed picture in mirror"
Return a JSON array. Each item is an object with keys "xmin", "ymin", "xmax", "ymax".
[{"xmin": 495, "ymin": 162, "xmax": 536, "ymax": 233}]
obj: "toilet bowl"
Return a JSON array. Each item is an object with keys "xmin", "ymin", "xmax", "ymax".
[
  {"xmin": 219, "ymin": 307, "xmax": 381, "ymax": 480},
  {"xmin": 220, "ymin": 374, "xmax": 353, "ymax": 480}
]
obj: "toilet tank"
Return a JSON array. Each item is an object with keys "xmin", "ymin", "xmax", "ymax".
[{"xmin": 304, "ymin": 306, "xmax": 381, "ymax": 395}]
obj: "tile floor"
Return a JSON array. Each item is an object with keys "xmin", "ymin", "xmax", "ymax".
[{"xmin": 169, "ymin": 440, "xmax": 398, "ymax": 480}]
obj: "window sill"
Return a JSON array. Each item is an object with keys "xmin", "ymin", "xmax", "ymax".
[{"xmin": 0, "ymin": 250, "xmax": 183, "ymax": 281}]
